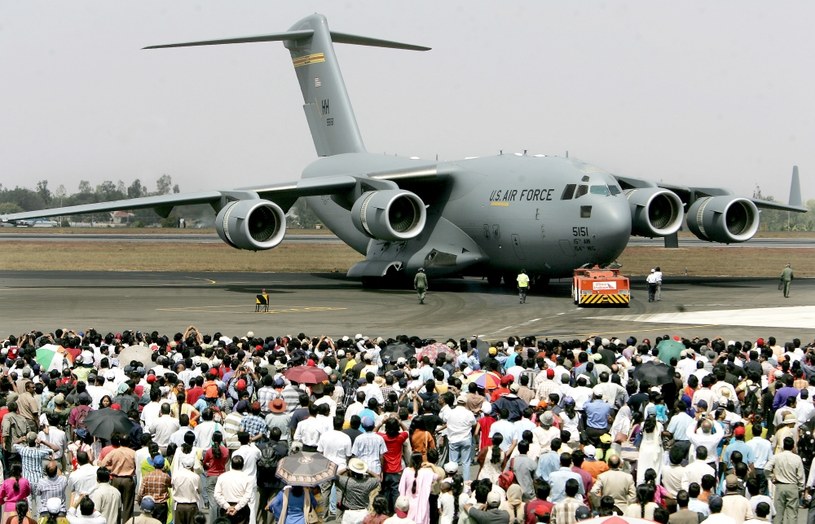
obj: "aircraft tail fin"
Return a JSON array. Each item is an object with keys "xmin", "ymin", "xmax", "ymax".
[
  {"xmin": 789, "ymin": 165, "xmax": 803, "ymax": 208},
  {"xmin": 145, "ymin": 14, "xmax": 429, "ymax": 157}
]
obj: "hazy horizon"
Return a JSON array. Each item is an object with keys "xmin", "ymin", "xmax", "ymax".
[{"xmin": 1, "ymin": 1, "xmax": 812, "ymax": 204}]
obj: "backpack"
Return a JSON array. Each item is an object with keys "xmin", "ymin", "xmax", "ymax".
[
  {"xmin": 742, "ymin": 384, "xmax": 761, "ymax": 415},
  {"xmin": 498, "ymin": 469, "xmax": 516, "ymax": 491},
  {"xmin": 73, "ymin": 405, "xmax": 91, "ymax": 431},
  {"xmin": 257, "ymin": 442, "xmax": 287, "ymax": 487},
  {"xmin": 203, "ymin": 380, "xmax": 220, "ymax": 399}
]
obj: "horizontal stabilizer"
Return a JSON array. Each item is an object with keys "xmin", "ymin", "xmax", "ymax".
[
  {"xmin": 751, "ymin": 198, "xmax": 808, "ymax": 213},
  {"xmin": 144, "ymin": 30, "xmax": 429, "ymax": 52},
  {"xmin": 330, "ymin": 31, "xmax": 430, "ymax": 51},
  {"xmin": 143, "ymin": 30, "xmax": 315, "ymax": 50}
]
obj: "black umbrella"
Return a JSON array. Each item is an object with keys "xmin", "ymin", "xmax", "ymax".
[
  {"xmin": 84, "ymin": 408, "xmax": 137, "ymax": 440},
  {"xmin": 381, "ymin": 343, "xmax": 415, "ymax": 362},
  {"xmin": 276, "ymin": 451, "xmax": 337, "ymax": 487},
  {"xmin": 632, "ymin": 360, "xmax": 674, "ymax": 386}
]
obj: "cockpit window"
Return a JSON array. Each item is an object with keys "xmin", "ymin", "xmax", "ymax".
[
  {"xmin": 590, "ymin": 185, "xmax": 610, "ymax": 196},
  {"xmin": 575, "ymin": 185, "xmax": 589, "ymax": 198},
  {"xmin": 561, "ymin": 184, "xmax": 576, "ymax": 200},
  {"xmin": 608, "ymin": 185, "xmax": 621, "ymax": 195}
]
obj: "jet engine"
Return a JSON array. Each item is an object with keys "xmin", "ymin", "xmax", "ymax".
[
  {"xmin": 215, "ymin": 199, "xmax": 286, "ymax": 250},
  {"xmin": 686, "ymin": 196, "xmax": 759, "ymax": 243},
  {"xmin": 350, "ymin": 190, "xmax": 426, "ymax": 241},
  {"xmin": 624, "ymin": 188, "xmax": 684, "ymax": 237}
]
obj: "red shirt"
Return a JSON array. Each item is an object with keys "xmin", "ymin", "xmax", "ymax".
[
  {"xmin": 379, "ymin": 431, "xmax": 409, "ymax": 474},
  {"xmin": 202, "ymin": 446, "xmax": 229, "ymax": 477},
  {"xmin": 525, "ymin": 500, "xmax": 553, "ymax": 524},
  {"xmin": 477, "ymin": 415, "xmax": 496, "ymax": 451},
  {"xmin": 186, "ymin": 386, "xmax": 204, "ymax": 405}
]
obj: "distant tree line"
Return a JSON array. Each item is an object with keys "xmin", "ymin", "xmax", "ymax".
[{"xmin": 0, "ymin": 176, "xmax": 324, "ymax": 229}]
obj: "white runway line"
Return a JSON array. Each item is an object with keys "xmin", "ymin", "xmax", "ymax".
[{"xmin": 589, "ymin": 306, "xmax": 815, "ymax": 330}]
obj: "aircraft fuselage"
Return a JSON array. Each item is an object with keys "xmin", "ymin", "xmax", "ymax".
[{"xmin": 303, "ymin": 152, "xmax": 632, "ymax": 279}]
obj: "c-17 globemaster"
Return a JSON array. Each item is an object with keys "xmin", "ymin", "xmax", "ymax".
[{"xmin": 1, "ymin": 13, "xmax": 806, "ymax": 287}]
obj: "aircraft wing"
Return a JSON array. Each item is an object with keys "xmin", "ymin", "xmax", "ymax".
[
  {"xmin": 0, "ymin": 168, "xmax": 447, "ymax": 224},
  {"xmin": 0, "ymin": 191, "xmax": 228, "ymax": 222},
  {"xmin": 613, "ymin": 175, "xmax": 808, "ymax": 213}
]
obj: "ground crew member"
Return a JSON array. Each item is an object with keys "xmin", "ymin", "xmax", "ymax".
[
  {"xmin": 646, "ymin": 269, "xmax": 659, "ymax": 302},
  {"xmin": 414, "ymin": 268, "xmax": 428, "ymax": 304},
  {"xmin": 517, "ymin": 269, "xmax": 530, "ymax": 304},
  {"xmin": 780, "ymin": 264, "xmax": 794, "ymax": 298}
]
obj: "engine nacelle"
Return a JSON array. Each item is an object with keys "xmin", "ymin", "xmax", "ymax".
[
  {"xmin": 215, "ymin": 199, "xmax": 286, "ymax": 250},
  {"xmin": 686, "ymin": 196, "xmax": 759, "ymax": 243},
  {"xmin": 624, "ymin": 187, "xmax": 684, "ymax": 237},
  {"xmin": 350, "ymin": 190, "xmax": 426, "ymax": 241}
]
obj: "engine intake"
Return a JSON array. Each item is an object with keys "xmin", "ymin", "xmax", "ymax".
[
  {"xmin": 351, "ymin": 190, "xmax": 426, "ymax": 241},
  {"xmin": 624, "ymin": 188, "xmax": 684, "ymax": 237},
  {"xmin": 686, "ymin": 196, "xmax": 759, "ymax": 243},
  {"xmin": 215, "ymin": 199, "xmax": 286, "ymax": 250}
]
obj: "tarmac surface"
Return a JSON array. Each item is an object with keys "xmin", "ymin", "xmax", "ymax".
[{"xmin": 1, "ymin": 270, "xmax": 812, "ymax": 343}]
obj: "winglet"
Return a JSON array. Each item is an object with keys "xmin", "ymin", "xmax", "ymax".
[{"xmin": 789, "ymin": 165, "xmax": 802, "ymax": 208}]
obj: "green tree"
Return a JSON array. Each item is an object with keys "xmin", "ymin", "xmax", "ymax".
[
  {"xmin": 0, "ymin": 202, "xmax": 23, "ymax": 214},
  {"xmin": 127, "ymin": 179, "xmax": 146, "ymax": 199},
  {"xmin": 95, "ymin": 180, "xmax": 124, "ymax": 201},
  {"xmin": 78, "ymin": 180, "xmax": 93, "ymax": 194},
  {"xmin": 156, "ymin": 174, "xmax": 173, "ymax": 195},
  {"xmin": 36, "ymin": 180, "xmax": 51, "ymax": 205}
]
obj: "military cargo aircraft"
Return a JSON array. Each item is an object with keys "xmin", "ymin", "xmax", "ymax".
[{"xmin": 1, "ymin": 13, "xmax": 806, "ymax": 286}]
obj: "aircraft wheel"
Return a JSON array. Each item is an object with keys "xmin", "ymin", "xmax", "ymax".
[{"xmin": 486, "ymin": 273, "xmax": 502, "ymax": 287}]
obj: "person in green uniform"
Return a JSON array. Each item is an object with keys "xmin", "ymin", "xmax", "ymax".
[
  {"xmin": 780, "ymin": 263, "xmax": 794, "ymax": 298},
  {"xmin": 414, "ymin": 268, "xmax": 428, "ymax": 304}
]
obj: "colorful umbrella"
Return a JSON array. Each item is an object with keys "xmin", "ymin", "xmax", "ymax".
[
  {"xmin": 466, "ymin": 370, "xmax": 502, "ymax": 390},
  {"xmin": 284, "ymin": 365, "xmax": 329, "ymax": 385},
  {"xmin": 276, "ymin": 451, "xmax": 337, "ymax": 487},
  {"xmin": 417, "ymin": 342, "xmax": 454, "ymax": 364},
  {"xmin": 656, "ymin": 338, "xmax": 685, "ymax": 364},
  {"xmin": 35, "ymin": 344, "xmax": 73, "ymax": 372}
]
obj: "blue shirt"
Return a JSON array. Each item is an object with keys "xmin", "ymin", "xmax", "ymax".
[
  {"xmin": 548, "ymin": 467, "xmax": 585, "ymax": 503},
  {"xmin": 535, "ymin": 450, "xmax": 560, "ymax": 481},
  {"xmin": 583, "ymin": 399, "xmax": 612, "ymax": 429},
  {"xmin": 666, "ymin": 412, "xmax": 694, "ymax": 441},
  {"xmin": 723, "ymin": 438, "xmax": 754, "ymax": 468}
]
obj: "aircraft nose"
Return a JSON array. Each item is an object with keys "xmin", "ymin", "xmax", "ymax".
[{"xmin": 592, "ymin": 198, "xmax": 632, "ymax": 255}]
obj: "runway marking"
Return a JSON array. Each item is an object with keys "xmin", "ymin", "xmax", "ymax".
[
  {"xmin": 184, "ymin": 276, "xmax": 217, "ymax": 285},
  {"xmin": 156, "ymin": 305, "xmax": 347, "ymax": 315},
  {"xmin": 487, "ymin": 318, "xmax": 542, "ymax": 336},
  {"xmin": 589, "ymin": 305, "xmax": 815, "ymax": 329}
]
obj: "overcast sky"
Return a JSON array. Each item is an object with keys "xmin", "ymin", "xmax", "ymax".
[{"xmin": 1, "ymin": 1, "xmax": 812, "ymax": 203}]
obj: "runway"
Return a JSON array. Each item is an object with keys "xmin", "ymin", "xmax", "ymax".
[{"xmin": 1, "ymin": 271, "xmax": 811, "ymax": 344}]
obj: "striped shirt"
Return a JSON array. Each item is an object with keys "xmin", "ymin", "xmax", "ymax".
[{"xmin": 37, "ymin": 475, "xmax": 67, "ymax": 515}]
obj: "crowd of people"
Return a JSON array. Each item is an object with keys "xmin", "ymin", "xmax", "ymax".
[{"xmin": 0, "ymin": 327, "xmax": 814, "ymax": 524}]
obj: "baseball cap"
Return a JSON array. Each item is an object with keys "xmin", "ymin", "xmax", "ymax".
[
  {"xmin": 546, "ymin": 369, "xmax": 555, "ymax": 379},
  {"xmin": 181, "ymin": 454, "xmax": 195, "ymax": 469},
  {"xmin": 140, "ymin": 496, "xmax": 156, "ymax": 512},
  {"xmin": 575, "ymin": 506, "xmax": 591, "ymax": 520},
  {"xmin": 361, "ymin": 416, "xmax": 375, "ymax": 429},
  {"xmin": 733, "ymin": 426, "xmax": 746, "ymax": 437},
  {"xmin": 151, "ymin": 455, "xmax": 165, "ymax": 469},
  {"xmin": 487, "ymin": 492, "xmax": 501, "ymax": 506}
]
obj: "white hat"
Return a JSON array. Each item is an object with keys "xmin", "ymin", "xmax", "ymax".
[
  {"xmin": 487, "ymin": 492, "xmax": 501, "ymax": 506},
  {"xmin": 348, "ymin": 458, "xmax": 368, "ymax": 475},
  {"xmin": 355, "ymin": 334, "xmax": 363, "ymax": 340},
  {"xmin": 396, "ymin": 357, "xmax": 407, "ymax": 365},
  {"xmin": 456, "ymin": 394, "xmax": 468, "ymax": 405},
  {"xmin": 247, "ymin": 331, "xmax": 254, "ymax": 339},
  {"xmin": 181, "ymin": 454, "xmax": 195, "ymax": 468}
]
